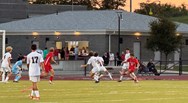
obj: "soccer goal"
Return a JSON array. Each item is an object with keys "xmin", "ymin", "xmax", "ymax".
[{"xmin": 0, "ymin": 30, "xmax": 6, "ymax": 58}]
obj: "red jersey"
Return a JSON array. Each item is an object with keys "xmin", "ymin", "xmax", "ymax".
[
  {"xmin": 127, "ymin": 57, "xmax": 139, "ymax": 70},
  {"xmin": 44, "ymin": 52, "xmax": 53, "ymax": 65}
]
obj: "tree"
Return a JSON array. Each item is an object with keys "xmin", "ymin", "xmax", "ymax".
[
  {"xmin": 135, "ymin": 2, "xmax": 188, "ymax": 17},
  {"xmin": 101, "ymin": 0, "xmax": 126, "ymax": 10},
  {"xmin": 146, "ymin": 18, "xmax": 182, "ymax": 68}
]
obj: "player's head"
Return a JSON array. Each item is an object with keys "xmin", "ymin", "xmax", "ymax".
[
  {"xmin": 49, "ymin": 47, "xmax": 54, "ymax": 52},
  {"xmin": 31, "ymin": 44, "xmax": 37, "ymax": 51},
  {"xmin": 6, "ymin": 46, "xmax": 13, "ymax": 53},
  {"xmin": 17, "ymin": 56, "xmax": 25, "ymax": 61},
  {"xmin": 130, "ymin": 53, "xmax": 134, "ymax": 57},
  {"xmin": 88, "ymin": 51, "xmax": 94, "ymax": 57},
  {"xmin": 125, "ymin": 48, "xmax": 130, "ymax": 53},
  {"xmin": 94, "ymin": 52, "xmax": 98, "ymax": 57}
]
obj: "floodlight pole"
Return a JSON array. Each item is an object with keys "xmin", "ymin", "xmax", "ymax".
[
  {"xmin": 117, "ymin": 12, "xmax": 122, "ymax": 54},
  {"xmin": 1, "ymin": 30, "xmax": 6, "ymax": 58}
]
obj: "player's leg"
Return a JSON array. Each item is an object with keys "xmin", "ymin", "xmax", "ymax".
[
  {"xmin": 130, "ymin": 72, "xmax": 139, "ymax": 83},
  {"xmin": 91, "ymin": 67, "xmax": 100, "ymax": 83},
  {"xmin": 49, "ymin": 68, "xmax": 55, "ymax": 84},
  {"xmin": 4, "ymin": 67, "xmax": 12, "ymax": 83},
  {"xmin": 30, "ymin": 76, "xmax": 40, "ymax": 100},
  {"xmin": 102, "ymin": 67, "xmax": 113, "ymax": 80},
  {"xmin": 118, "ymin": 69, "xmax": 126, "ymax": 82},
  {"xmin": 14, "ymin": 71, "xmax": 22, "ymax": 82}
]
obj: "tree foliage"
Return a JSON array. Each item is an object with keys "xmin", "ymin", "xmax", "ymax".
[
  {"xmin": 147, "ymin": 18, "xmax": 182, "ymax": 60},
  {"xmin": 135, "ymin": 3, "xmax": 188, "ymax": 17},
  {"xmin": 33, "ymin": 0, "xmax": 126, "ymax": 10}
]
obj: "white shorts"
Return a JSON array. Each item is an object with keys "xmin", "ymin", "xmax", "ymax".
[
  {"xmin": 29, "ymin": 76, "xmax": 40, "ymax": 82},
  {"xmin": 99, "ymin": 66, "xmax": 107, "ymax": 72},
  {"xmin": 91, "ymin": 67, "xmax": 99, "ymax": 73},
  {"xmin": 1, "ymin": 67, "xmax": 11, "ymax": 72},
  {"xmin": 122, "ymin": 63, "xmax": 129, "ymax": 70}
]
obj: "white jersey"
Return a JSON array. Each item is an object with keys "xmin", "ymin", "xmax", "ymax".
[
  {"xmin": 96, "ymin": 56, "xmax": 104, "ymax": 66},
  {"xmin": 122, "ymin": 53, "xmax": 130, "ymax": 69},
  {"xmin": 87, "ymin": 56, "xmax": 99, "ymax": 68},
  {"xmin": 27, "ymin": 51, "xmax": 44, "ymax": 76},
  {"xmin": 1, "ymin": 52, "xmax": 12, "ymax": 68},
  {"xmin": 124, "ymin": 53, "xmax": 130, "ymax": 61}
]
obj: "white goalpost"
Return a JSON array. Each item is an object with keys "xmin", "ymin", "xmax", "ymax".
[{"xmin": 0, "ymin": 30, "xmax": 6, "ymax": 58}]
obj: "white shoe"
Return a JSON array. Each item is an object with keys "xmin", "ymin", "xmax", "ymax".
[{"xmin": 49, "ymin": 80, "xmax": 54, "ymax": 84}]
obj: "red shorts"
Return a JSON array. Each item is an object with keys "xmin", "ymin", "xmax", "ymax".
[
  {"xmin": 128, "ymin": 68, "xmax": 135, "ymax": 73},
  {"xmin": 44, "ymin": 63, "xmax": 52, "ymax": 73}
]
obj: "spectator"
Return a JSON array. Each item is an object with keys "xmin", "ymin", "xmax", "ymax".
[
  {"xmin": 121, "ymin": 51, "xmax": 125, "ymax": 61},
  {"xmin": 115, "ymin": 52, "xmax": 121, "ymax": 66},
  {"xmin": 74, "ymin": 46, "xmax": 79, "ymax": 60},
  {"xmin": 43, "ymin": 47, "xmax": 48, "ymax": 59},
  {"xmin": 102, "ymin": 52, "xmax": 109, "ymax": 66},
  {"xmin": 70, "ymin": 46, "xmax": 75, "ymax": 54},
  {"xmin": 60, "ymin": 47, "xmax": 65, "ymax": 60},
  {"xmin": 147, "ymin": 59, "xmax": 160, "ymax": 76},
  {"xmin": 109, "ymin": 52, "xmax": 115, "ymax": 66},
  {"xmin": 65, "ymin": 47, "xmax": 69, "ymax": 60},
  {"xmin": 53, "ymin": 47, "xmax": 59, "ymax": 60},
  {"xmin": 138, "ymin": 61, "xmax": 149, "ymax": 74}
]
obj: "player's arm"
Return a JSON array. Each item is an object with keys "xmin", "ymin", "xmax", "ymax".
[
  {"xmin": 80, "ymin": 64, "xmax": 88, "ymax": 68},
  {"xmin": 136, "ymin": 60, "xmax": 140, "ymax": 69},
  {"xmin": 51, "ymin": 57, "xmax": 58, "ymax": 65},
  {"xmin": 17, "ymin": 66, "xmax": 22, "ymax": 71}
]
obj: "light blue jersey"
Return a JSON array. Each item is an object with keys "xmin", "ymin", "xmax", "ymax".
[{"xmin": 12, "ymin": 60, "xmax": 22, "ymax": 74}]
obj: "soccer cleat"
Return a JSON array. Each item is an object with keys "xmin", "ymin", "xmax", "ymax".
[
  {"xmin": 117, "ymin": 80, "xmax": 122, "ymax": 82},
  {"xmin": 29, "ymin": 95, "xmax": 33, "ymax": 99},
  {"xmin": 32, "ymin": 97, "xmax": 40, "ymax": 100},
  {"xmin": 95, "ymin": 81, "xmax": 100, "ymax": 83},
  {"xmin": 13, "ymin": 80, "xmax": 19, "ymax": 83},
  {"xmin": 49, "ymin": 80, "xmax": 54, "ymax": 84}
]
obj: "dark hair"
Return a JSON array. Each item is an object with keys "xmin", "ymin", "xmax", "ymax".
[
  {"xmin": 17, "ymin": 56, "xmax": 25, "ymax": 61},
  {"xmin": 31, "ymin": 44, "xmax": 37, "ymax": 50},
  {"xmin": 126, "ymin": 48, "xmax": 129, "ymax": 50},
  {"xmin": 130, "ymin": 53, "xmax": 134, "ymax": 56},
  {"xmin": 89, "ymin": 51, "xmax": 93, "ymax": 56},
  {"xmin": 94, "ymin": 52, "xmax": 98, "ymax": 57}
]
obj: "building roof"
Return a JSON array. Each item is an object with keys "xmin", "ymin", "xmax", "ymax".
[{"xmin": 0, "ymin": 10, "xmax": 188, "ymax": 34}]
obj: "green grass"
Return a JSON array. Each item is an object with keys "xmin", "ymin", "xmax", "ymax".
[
  {"xmin": 170, "ymin": 15, "xmax": 188, "ymax": 24},
  {"xmin": 1, "ymin": 80, "xmax": 188, "ymax": 103}
]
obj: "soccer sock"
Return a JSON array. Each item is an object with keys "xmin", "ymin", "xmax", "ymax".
[
  {"xmin": 2, "ymin": 72, "xmax": 5, "ymax": 82},
  {"xmin": 35, "ymin": 91, "xmax": 40, "ymax": 97},
  {"xmin": 108, "ymin": 73, "xmax": 113, "ymax": 80},
  {"xmin": 119, "ymin": 76, "xmax": 123, "ymax": 80},
  {"xmin": 31, "ymin": 90, "xmax": 35, "ymax": 96},
  {"xmin": 15, "ymin": 75, "xmax": 21, "ymax": 81},
  {"xmin": 49, "ymin": 76, "xmax": 54, "ymax": 81},
  {"xmin": 5, "ymin": 76, "xmax": 9, "ymax": 82},
  {"xmin": 94, "ymin": 74, "xmax": 99, "ymax": 81}
]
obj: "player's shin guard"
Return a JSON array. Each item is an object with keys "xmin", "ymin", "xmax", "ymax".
[{"xmin": 94, "ymin": 73, "xmax": 99, "ymax": 82}]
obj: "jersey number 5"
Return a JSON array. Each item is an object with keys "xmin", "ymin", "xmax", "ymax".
[{"xmin": 32, "ymin": 56, "xmax": 38, "ymax": 63}]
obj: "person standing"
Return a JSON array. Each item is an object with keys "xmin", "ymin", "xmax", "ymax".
[
  {"xmin": 43, "ymin": 47, "xmax": 48, "ymax": 59},
  {"xmin": 27, "ymin": 44, "xmax": 45, "ymax": 100},
  {"xmin": 74, "ymin": 46, "xmax": 79, "ymax": 60},
  {"xmin": 0, "ymin": 46, "xmax": 13, "ymax": 83}
]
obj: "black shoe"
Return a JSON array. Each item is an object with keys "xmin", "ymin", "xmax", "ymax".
[
  {"xmin": 95, "ymin": 81, "xmax": 99, "ymax": 83},
  {"xmin": 117, "ymin": 80, "xmax": 122, "ymax": 82},
  {"xmin": 13, "ymin": 80, "xmax": 18, "ymax": 83}
]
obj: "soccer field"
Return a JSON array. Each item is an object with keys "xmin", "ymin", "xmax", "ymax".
[{"xmin": 0, "ymin": 80, "xmax": 188, "ymax": 103}]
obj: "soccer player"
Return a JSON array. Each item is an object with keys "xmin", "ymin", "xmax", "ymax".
[
  {"xmin": 0, "ymin": 46, "xmax": 13, "ymax": 83},
  {"xmin": 94, "ymin": 52, "xmax": 113, "ymax": 80},
  {"xmin": 12, "ymin": 56, "xmax": 25, "ymax": 82},
  {"xmin": 118, "ymin": 48, "xmax": 130, "ymax": 82},
  {"xmin": 81, "ymin": 52, "xmax": 100, "ymax": 83},
  {"xmin": 120, "ymin": 53, "xmax": 139, "ymax": 83},
  {"xmin": 43, "ymin": 47, "xmax": 58, "ymax": 84},
  {"xmin": 27, "ymin": 44, "xmax": 45, "ymax": 100}
]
